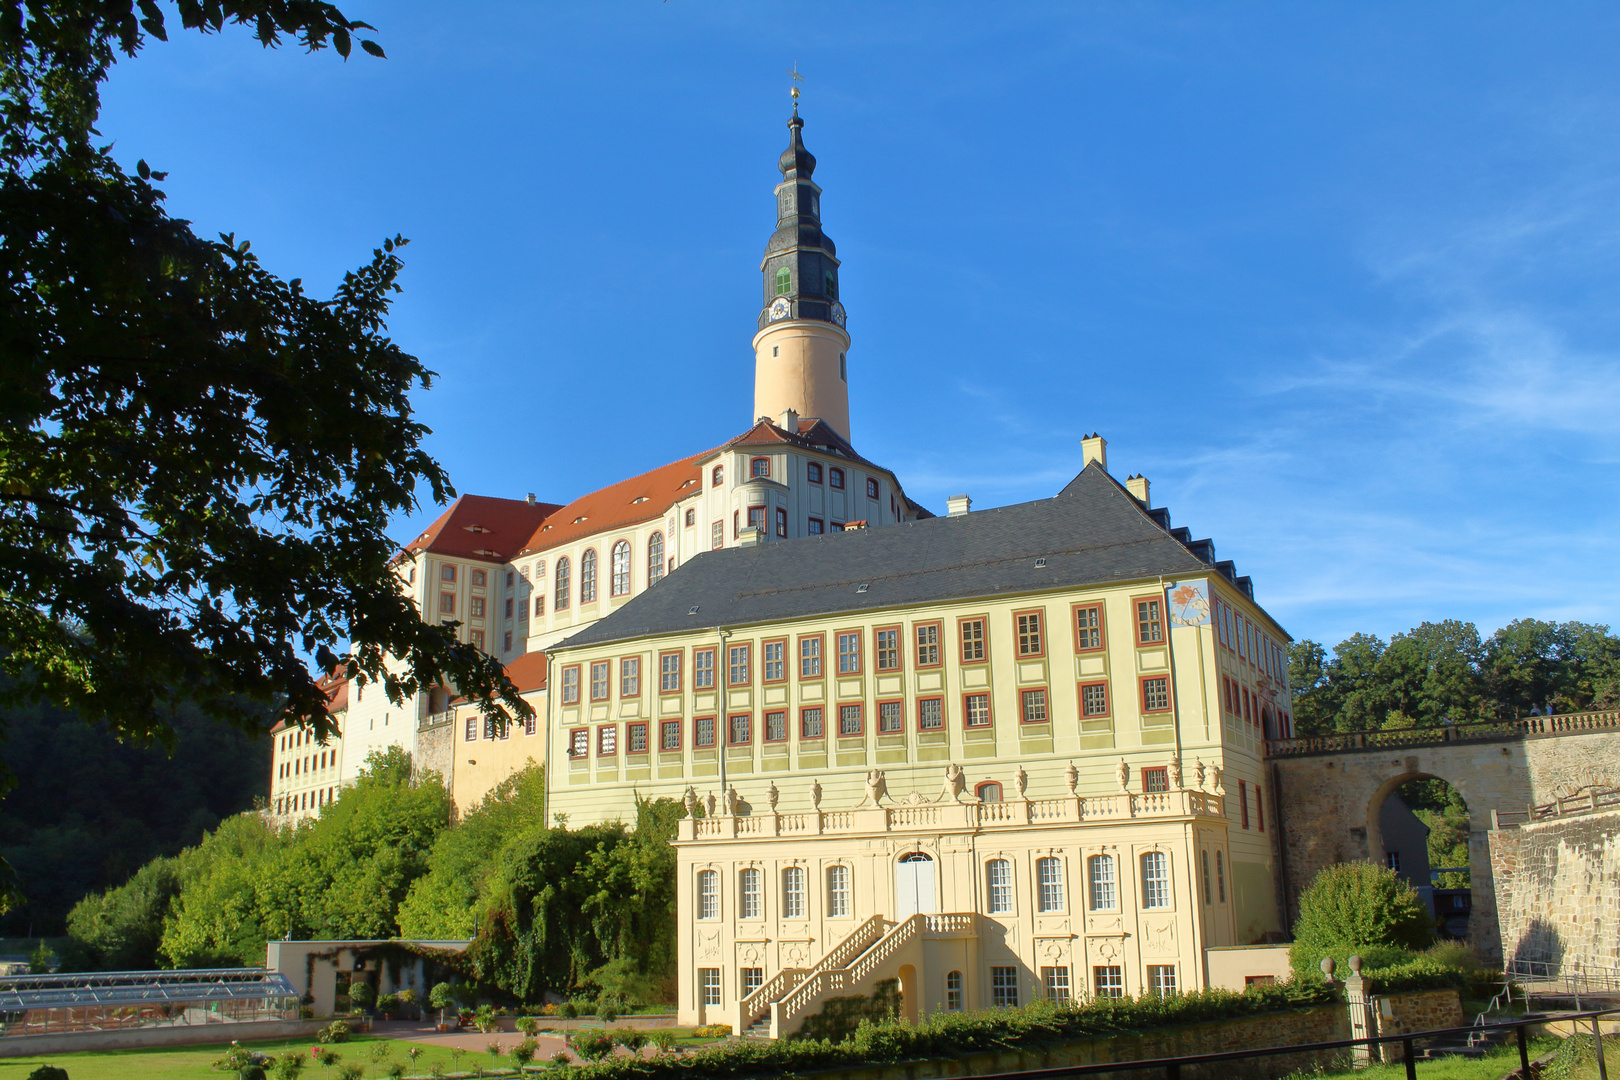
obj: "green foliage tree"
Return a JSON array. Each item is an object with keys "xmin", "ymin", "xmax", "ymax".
[
  {"xmin": 60, "ymin": 854, "xmax": 181, "ymax": 970},
  {"xmin": 1290, "ymin": 861, "xmax": 1433, "ymax": 980},
  {"xmin": 0, "ymin": 0, "xmax": 529, "ymax": 914},
  {"xmin": 398, "ymin": 763, "xmax": 546, "ymax": 939},
  {"xmin": 429, "ymin": 981, "xmax": 455, "ymax": 1025}
]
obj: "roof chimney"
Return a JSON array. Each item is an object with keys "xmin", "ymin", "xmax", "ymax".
[
  {"xmin": 946, "ymin": 494, "xmax": 972, "ymax": 517},
  {"xmin": 1125, "ymin": 474, "xmax": 1150, "ymax": 507},
  {"xmin": 737, "ymin": 526, "xmax": 764, "ymax": 548},
  {"xmin": 1081, "ymin": 433, "xmax": 1108, "ymax": 472},
  {"xmin": 526, "ymin": 492, "xmax": 536, "ymax": 505},
  {"xmin": 779, "ymin": 408, "xmax": 800, "ymax": 432}
]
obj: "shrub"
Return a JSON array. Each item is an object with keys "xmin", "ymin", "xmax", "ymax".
[
  {"xmin": 346, "ymin": 981, "xmax": 375, "ymax": 1012},
  {"xmin": 551, "ymin": 1051, "xmax": 573, "ymax": 1066},
  {"xmin": 317, "ymin": 1020, "xmax": 351, "ymax": 1044},
  {"xmin": 572, "ymin": 1030, "xmax": 617, "ymax": 1061},
  {"xmin": 691, "ymin": 1024, "xmax": 733, "ymax": 1038},
  {"xmin": 648, "ymin": 1030, "xmax": 677, "ymax": 1053},
  {"xmin": 613, "ymin": 1029, "xmax": 648, "ymax": 1052},
  {"xmin": 559, "ymin": 999, "xmax": 579, "ymax": 1019},
  {"xmin": 1291, "ymin": 862, "xmax": 1433, "ymax": 980},
  {"xmin": 513, "ymin": 1038, "xmax": 540, "ymax": 1065},
  {"xmin": 1362, "ymin": 956, "xmax": 1472, "ymax": 993},
  {"xmin": 337, "ymin": 1065, "xmax": 365, "ymax": 1080},
  {"xmin": 598, "ymin": 1001, "xmax": 620, "ymax": 1024},
  {"xmin": 27, "ymin": 1066, "xmax": 70, "ymax": 1080},
  {"xmin": 383, "ymin": 1064, "xmax": 406, "ymax": 1080},
  {"xmin": 273, "ymin": 1050, "xmax": 306, "ymax": 1080},
  {"xmin": 517, "ymin": 1015, "xmax": 541, "ymax": 1037},
  {"xmin": 429, "ymin": 981, "xmax": 456, "ymax": 1017},
  {"xmin": 475, "ymin": 1002, "xmax": 499, "ymax": 1032},
  {"xmin": 376, "ymin": 992, "xmax": 401, "ymax": 1016}
]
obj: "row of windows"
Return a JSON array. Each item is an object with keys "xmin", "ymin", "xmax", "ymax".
[
  {"xmin": 564, "ymin": 680, "xmax": 1169, "ymax": 757},
  {"xmin": 558, "ymin": 603, "xmax": 1153, "ymax": 705},
  {"xmin": 275, "ymin": 787, "xmax": 335, "ymax": 815},
  {"xmin": 697, "ymin": 864, "xmax": 852, "ymax": 920},
  {"xmin": 695, "ymin": 964, "xmax": 1174, "ymax": 1009},
  {"xmin": 541, "ymin": 534, "xmax": 667, "ymax": 613},
  {"xmin": 1214, "ymin": 596, "xmax": 1287, "ymax": 689},
  {"xmin": 463, "ymin": 713, "xmax": 539, "ymax": 742},
  {"xmin": 278, "ymin": 750, "xmax": 336, "ymax": 778},
  {"xmin": 713, "ymin": 459, "xmax": 879, "ymax": 498}
]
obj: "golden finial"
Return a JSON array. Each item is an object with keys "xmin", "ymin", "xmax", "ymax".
[{"xmin": 787, "ymin": 62, "xmax": 803, "ymax": 110}]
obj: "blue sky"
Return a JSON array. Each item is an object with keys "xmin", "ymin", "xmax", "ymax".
[{"xmin": 101, "ymin": 3, "xmax": 1620, "ymax": 649}]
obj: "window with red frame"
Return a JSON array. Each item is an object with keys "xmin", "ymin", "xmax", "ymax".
[
  {"xmin": 960, "ymin": 618, "xmax": 987, "ymax": 662},
  {"xmin": 807, "ymin": 461, "xmax": 823, "ymax": 483},
  {"xmin": 1142, "ymin": 767, "xmax": 1169, "ymax": 793},
  {"xmin": 764, "ymin": 711, "xmax": 787, "ymax": 741},
  {"xmin": 627, "ymin": 722, "xmax": 648, "ymax": 754},
  {"xmin": 751, "ymin": 457, "xmax": 770, "ymax": 478},
  {"xmin": 878, "ymin": 700, "xmax": 904, "ymax": 733},
  {"xmin": 1074, "ymin": 604, "xmax": 1104, "ymax": 651},
  {"xmin": 1239, "ymin": 781, "xmax": 1250, "ymax": 828},
  {"xmin": 776, "ymin": 507, "xmax": 787, "ymax": 537},
  {"xmin": 917, "ymin": 697, "xmax": 944, "ymax": 730},
  {"xmin": 659, "ymin": 719, "xmax": 681, "ymax": 751},
  {"xmin": 800, "ymin": 706, "xmax": 824, "ymax": 738},
  {"xmin": 569, "ymin": 728, "xmax": 588, "ymax": 757},
  {"xmin": 829, "ymin": 467, "xmax": 845, "ymax": 489},
  {"xmin": 866, "ymin": 477, "xmax": 879, "ymax": 498},
  {"xmin": 1141, "ymin": 676, "xmax": 1171, "ymax": 713},
  {"xmin": 914, "ymin": 622, "xmax": 941, "ymax": 666},
  {"xmin": 589, "ymin": 661, "xmax": 609, "ymax": 701},
  {"xmin": 1256, "ymin": 785, "xmax": 1265, "ymax": 831},
  {"xmin": 728, "ymin": 713, "xmax": 751, "ymax": 745},
  {"xmin": 597, "ymin": 725, "xmax": 616, "ymax": 756},
  {"xmin": 1017, "ymin": 610, "xmax": 1045, "ymax": 656},
  {"xmin": 964, "ymin": 693, "xmax": 991, "ymax": 727},
  {"xmin": 1136, "ymin": 598, "xmax": 1163, "ymax": 644},
  {"xmin": 747, "ymin": 505, "xmax": 766, "ymax": 534},
  {"xmin": 1080, "ymin": 681, "xmax": 1109, "ymax": 717},
  {"xmin": 875, "ymin": 628, "xmax": 900, "ymax": 670},
  {"xmin": 838, "ymin": 703, "xmax": 863, "ymax": 737},
  {"xmin": 693, "ymin": 715, "xmax": 716, "ymax": 748},
  {"xmin": 712, "ymin": 465, "xmax": 724, "ymax": 486},
  {"xmin": 1021, "ymin": 688, "xmax": 1049, "ymax": 723}
]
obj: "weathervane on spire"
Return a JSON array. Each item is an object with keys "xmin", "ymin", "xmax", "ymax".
[{"xmin": 787, "ymin": 62, "xmax": 803, "ymax": 112}]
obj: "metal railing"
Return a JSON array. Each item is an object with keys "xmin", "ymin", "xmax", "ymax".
[
  {"xmin": 961, "ymin": 1006, "xmax": 1616, "ymax": 1080},
  {"xmin": 1505, "ymin": 960, "xmax": 1620, "ymax": 1010},
  {"xmin": 1265, "ymin": 709, "xmax": 1620, "ymax": 759}
]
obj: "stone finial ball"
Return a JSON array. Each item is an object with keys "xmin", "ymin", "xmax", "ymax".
[
  {"xmin": 1348, "ymin": 955, "xmax": 1363, "ymax": 973},
  {"xmin": 1320, "ymin": 957, "xmax": 1336, "ymax": 977}
]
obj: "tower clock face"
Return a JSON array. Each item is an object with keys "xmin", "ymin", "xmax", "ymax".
[
  {"xmin": 769, "ymin": 297, "xmax": 791, "ymax": 322},
  {"xmin": 831, "ymin": 302, "xmax": 846, "ymax": 328}
]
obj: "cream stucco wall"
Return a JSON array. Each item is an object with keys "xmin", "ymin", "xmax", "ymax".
[{"xmin": 752, "ymin": 319, "xmax": 852, "ymax": 443}]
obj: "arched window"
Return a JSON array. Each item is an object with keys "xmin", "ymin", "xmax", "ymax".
[
  {"xmin": 826, "ymin": 864, "xmax": 851, "ymax": 917},
  {"xmin": 712, "ymin": 464, "xmax": 724, "ymax": 486},
  {"xmin": 554, "ymin": 557, "xmax": 570, "ymax": 610},
  {"xmin": 610, "ymin": 540, "xmax": 631, "ymax": 596},
  {"xmin": 807, "ymin": 461, "xmax": 822, "ymax": 483},
  {"xmin": 986, "ymin": 858, "xmax": 1012, "ymax": 914},
  {"xmin": 751, "ymin": 457, "xmax": 770, "ymax": 478},
  {"xmin": 580, "ymin": 549, "xmax": 597, "ymax": 603},
  {"xmin": 696, "ymin": 869, "xmax": 719, "ymax": 920},
  {"xmin": 839, "ymin": 352, "xmax": 847, "ymax": 381},
  {"xmin": 1036, "ymin": 856, "xmax": 1065, "ymax": 912},
  {"xmin": 647, "ymin": 532, "xmax": 665, "ymax": 586},
  {"xmin": 783, "ymin": 866, "xmax": 806, "ymax": 919},
  {"xmin": 866, "ymin": 478, "xmax": 879, "ymax": 499},
  {"xmin": 945, "ymin": 970, "xmax": 963, "ymax": 1011},
  {"xmin": 976, "ymin": 781, "xmax": 1002, "ymax": 803},
  {"xmin": 828, "ymin": 467, "xmax": 845, "ymax": 489},
  {"xmin": 1141, "ymin": 851, "xmax": 1170, "ymax": 909},
  {"xmin": 775, "ymin": 266, "xmax": 791, "ymax": 295},
  {"xmin": 1088, "ymin": 854, "xmax": 1117, "ymax": 910},
  {"xmin": 739, "ymin": 868, "xmax": 761, "ymax": 920}
]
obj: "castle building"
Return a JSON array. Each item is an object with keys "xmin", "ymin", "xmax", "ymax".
[{"xmin": 268, "ymin": 670, "xmax": 349, "ymax": 820}]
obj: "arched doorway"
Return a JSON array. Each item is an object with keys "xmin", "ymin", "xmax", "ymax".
[
  {"xmin": 895, "ymin": 852, "xmax": 936, "ymax": 918},
  {"xmin": 1366, "ymin": 772, "xmax": 1473, "ymax": 940}
]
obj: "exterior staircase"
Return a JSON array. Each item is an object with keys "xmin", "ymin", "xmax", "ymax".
[{"xmin": 736, "ymin": 913, "xmax": 976, "ymax": 1040}]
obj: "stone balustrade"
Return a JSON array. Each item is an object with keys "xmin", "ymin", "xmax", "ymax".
[{"xmin": 676, "ymin": 787, "xmax": 1226, "ymax": 843}]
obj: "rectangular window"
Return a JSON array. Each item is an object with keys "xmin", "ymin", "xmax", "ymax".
[
  {"xmin": 660, "ymin": 719, "xmax": 681, "ymax": 751},
  {"xmin": 964, "ymin": 693, "xmax": 991, "ymax": 728},
  {"xmin": 441, "ymin": 564, "xmax": 456, "ymax": 582},
  {"xmin": 875, "ymin": 627, "xmax": 900, "ymax": 670},
  {"xmin": 776, "ymin": 507, "xmax": 788, "ymax": 538},
  {"xmin": 946, "ymin": 971, "xmax": 963, "ymax": 1011},
  {"xmin": 569, "ymin": 728, "xmax": 588, "ymax": 758},
  {"xmin": 627, "ymin": 722, "xmax": 648, "ymax": 754},
  {"xmin": 1386, "ymin": 850, "xmax": 1401, "ymax": 872},
  {"xmin": 1020, "ymin": 688, "xmax": 1049, "ymax": 724},
  {"xmin": 694, "ymin": 716, "xmax": 716, "ymax": 748},
  {"xmin": 917, "ymin": 697, "xmax": 944, "ymax": 731},
  {"xmin": 1142, "ymin": 766, "xmax": 1169, "ymax": 793},
  {"xmin": 914, "ymin": 622, "xmax": 941, "ymax": 667},
  {"xmin": 878, "ymin": 700, "xmax": 903, "ymax": 733},
  {"xmin": 826, "ymin": 864, "xmax": 851, "ymax": 916},
  {"xmin": 1042, "ymin": 967, "xmax": 1071, "ymax": 1002},
  {"xmin": 1089, "ymin": 855, "xmax": 1117, "ymax": 910},
  {"xmin": 1142, "ymin": 851, "xmax": 1171, "ymax": 908},
  {"xmin": 728, "ymin": 644, "xmax": 751, "ymax": 686},
  {"xmin": 1240, "ymin": 780, "xmax": 1250, "ymax": 828},
  {"xmin": 765, "ymin": 710, "xmax": 787, "ymax": 742},
  {"xmin": 469, "ymin": 597, "xmax": 485, "ymax": 618},
  {"xmin": 470, "ymin": 628, "xmax": 486, "ymax": 651},
  {"xmin": 728, "ymin": 713, "xmax": 751, "ymax": 745},
  {"xmin": 464, "ymin": 717, "xmax": 477, "ymax": 742},
  {"xmin": 1148, "ymin": 965, "xmax": 1178, "ymax": 998},
  {"xmin": 991, "ymin": 967, "xmax": 1019, "ymax": 1008},
  {"xmin": 747, "ymin": 505, "xmax": 766, "ymax": 534},
  {"xmin": 1257, "ymin": 784, "xmax": 1265, "ymax": 831},
  {"xmin": 800, "ymin": 706, "xmax": 824, "ymax": 739},
  {"xmin": 799, "ymin": 635, "xmax": 823, "ymax": 678},
  {"xmin": 590, "ymin": 661, "xmax": 610, "ymax": 701},
  {"xmin": 660, "ymin": 651, "xmax": 682, "ymax": 693},
  {"xmin": 783, "ymin": 866, "xmax": 806, "ymax": 918},
  {"xmin": 1016, "ymin": 610, "xmax": 1044, "ymax": 656},
  {"xmin": 597, "ymin": 725, "xmax": 616, "ymax": 756},
  {"xmin": 503, "ymin": 630, "xmax": 513, "ymax": 651},
  {"xmin": 838, "ymin": 703, "xmax": 863, "ymax": 737},
  {"xmin": 620, "ymin": 657, "xmax": 640, "ymax": 697},
  {"xmin": 1080, "ymin": 681, "xmax": 1109, "ymax": 717},
  {"xmin": 711, "ymin": 521, "xmax": 723, "ymax": 550},
  {"xmin": 1093, "ymin": 966, "xmax": 1124, "ymax": 999},
  {"xmin": 561, "ymin": 665, "xmax": 581, "ymax": 705},
  {"xmin": 504, "ymin": 597, "xmax": 514, "ymax": 619},
  {"xmin": 471, "ymin": 568, "xmax": 486, "ymax": 587},
  {"xmin": 1037, "ymin": 857, "xmax": 1065, "ymax": 912},
  {"xmin": 807, "ymin": 517, "xmax": 824, "ymax": 534},
  {"xmin": 741, "ymin": 967, "xmax": 764, "ymax": 996},
  {"xmin": 439, "ymin": 592, "xmax": 456, "ymax": 615},
  {"xmin": 959, "ymin": 618, "xmax": 986, "ymax": 662},
  {"xmin": 1141, "ymin": 676, "xmax": 1170, "ymax": 713},
  {"xmin": 763, "ymin": 639, "xmax": 785, "ymax": 682},
  {"xmin": 987, "ymin": 859, "xmax": 1012, "ymax": 913},
  {"xmin": 694, "ymin": 648, "xmax": 716, "ymax": 689},
  {"xmin": 699, "ymin": 968, "xmax": 721, "ymax": 1006},
  {"xmin": 1073, "ymin": 603, "xmax": 1104, "ymax": 651},
  {"xmin": 836, "ymin": 631, "xmax": 861, "ymax": 674},
  {"xmin": 534, "ymin": 595, "xmax": 546, "ymax": 618},
  {"xmin": 1136, "ymin": 598, "xmax": 1163, "ymax": 644}
]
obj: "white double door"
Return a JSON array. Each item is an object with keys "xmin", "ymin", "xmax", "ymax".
[{"xmin": 894, "ymin": 853, "xmax": 937, "ymax": 918}]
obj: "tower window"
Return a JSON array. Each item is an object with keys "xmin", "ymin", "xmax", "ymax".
[
  {"xmin": 825, "ymin": 272, "xmax": 837, "ymax": 299},
  {"xmin": 839, "ymin": 352, "xmax": 847, "ymax": 381},
  {"xmin": 775, "ymin": 267, "xmax": 792, "ymax": 295},
  {"xmin": 751, "ymin": 457, "xmax": 770, "ymax": 479}
]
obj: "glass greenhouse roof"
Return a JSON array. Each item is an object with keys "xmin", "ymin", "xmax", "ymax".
[{"xmin": 0, "ymin": 968, "xmax": 296, "ymax": 1009}]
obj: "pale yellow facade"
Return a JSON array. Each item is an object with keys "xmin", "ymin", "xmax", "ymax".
[{"xmin": 752, "ymin": 319, "xmax": 852, "ymax": 444}]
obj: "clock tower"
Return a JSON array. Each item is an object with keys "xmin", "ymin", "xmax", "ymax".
[{"xmin": 752, "ymin": 107, "xmax": 853, "ymax": 443}]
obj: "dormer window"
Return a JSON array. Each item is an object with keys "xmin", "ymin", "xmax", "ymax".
[
  {"xmin": 751, "ymin": 457, "xmax": 770, "ymax": 479},
  {"xmin": 775, "ymin": 267, "xmax": 792, "ymax": 296},
  {"xmin": 712, "ymin": 465, "xmax": 724, "ymax": 487},
  {"xmin": 632, "ymin": 496, "xmax": 649, "ymax": 504},
  {"xmin": 806, "ymin": 462, "xmax": 822, "ymax": 483},
  {"xmin": 829, "ymin": 467, "xmax": 845, "ymax": 490}
]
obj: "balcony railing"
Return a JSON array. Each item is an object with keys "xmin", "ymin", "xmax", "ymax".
[{"xmin": 1265, "ymin": 708, "xmax": 1619, "ymax": 759}]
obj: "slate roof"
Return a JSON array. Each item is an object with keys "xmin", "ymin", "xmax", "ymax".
[{"xmin": 556, "ymin": 464, "xmax": 1283, "ymax": 651}]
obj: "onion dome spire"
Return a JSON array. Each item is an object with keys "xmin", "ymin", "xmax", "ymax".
[{"xmin": 758, "ymin": 108, "xmax": 844, "ymax": 332}]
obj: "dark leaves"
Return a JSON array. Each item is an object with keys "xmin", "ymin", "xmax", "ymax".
[{"xmin": 359, "ymin": 37, "xmax": 382, "ymax": 58}]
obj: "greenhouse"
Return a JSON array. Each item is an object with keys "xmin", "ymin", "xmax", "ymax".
[{"xmin": 0, "ymin": 968, "xmax": 299, "ymax": 1039}]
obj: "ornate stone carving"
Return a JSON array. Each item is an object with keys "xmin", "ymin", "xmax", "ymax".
[
  {"xmin": 939, "ymin": 763, "xmax": 970, "ymax": 803},
  {"xmin": 900, "ymin": 790, "xmax": 928, "ymax": 805},
  {"xmin": 862, "ymin": 769, "xmax": 888, "ymax": 806},
  {"xmin": 1013, "ymin": 764, "xmax": 1028, "ymax": 798},
  {"xmin": 810, "ymin": 778, "xmax": 822, "ymax": 810},
  {"xmin": 1210, "ymin": 764, "xmax": 1224, "ymax": 794},
  {"xmin": 704, "ymin": 790, "xmax": 717, "ymax": 817},
  {"xmin": 1194, "ymin": 758, "xmax": 1207, "ymax": 790},
  {"xmin": 766, "ymin": 781, "xmax": 779, "ymax": 811},
  {"xmin": 1117, "ymin": 758, "xmax": 1131, "ymax": 792},
  {"xmin": 1065, "ymin": 760, "xmax": 1079, "ymax": 796},
  {"xmin": 683, "ymin": 786, "xmax": 698, "ymax": 818},
  {"xmin": 1168, "ymin": 756, "xmax": 1182, "ymax": 790},
  {"xmin": 723, "ymin": 784, "xmax": 740, "ymax": 816}
]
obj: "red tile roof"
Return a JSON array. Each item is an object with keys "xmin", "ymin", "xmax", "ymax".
[
  {"xmin": 271, "ymin": 672, "xmax": 348, "ymax": 733},
  {"xmin": 404, "ymin": 494, "xmax": 563, "ymax": 563},
  {"xmin": 504, "ymin": 651, "xmax": 549, "ymax": 694},
  {"xmin": 516, "ymin": 451, "xmax": 712, "ymax": 558}
]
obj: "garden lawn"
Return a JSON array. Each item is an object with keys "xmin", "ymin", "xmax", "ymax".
[
  {"xmin": 0, "ymin": 1032, "xmax": 510, "ymax": 1080},
  {"xmin": 1283, "ymin": 1036, "xmax": 1562, "ymax": 1080}
]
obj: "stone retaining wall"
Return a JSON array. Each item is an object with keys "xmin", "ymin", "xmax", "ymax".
[
  {"xmin": 0, "ymin": 1018, "xmax": 327, "ymax": 1058},
  {"xmin": 1489, "ymin": 809, "xmax": 1620, "ymax": 973},
  {"xmin": 1373, "ymin": 988, "xmax": 1464, "ymax": 1062}
]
